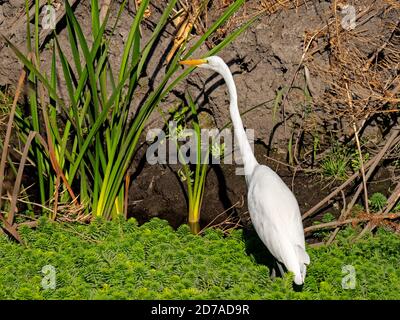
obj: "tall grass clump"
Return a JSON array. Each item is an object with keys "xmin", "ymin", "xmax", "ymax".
[
  {"xmin": 3, "ymin": 0, "xmax": 255, "ymax": 220},
  {"xmin": 169, "ymin": 94, "xmax": 211, "ymax": 233}
]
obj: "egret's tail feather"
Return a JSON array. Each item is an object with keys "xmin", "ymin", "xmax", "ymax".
[
  {"xmin": 296, "ymin": 245, "xmax": 310, "ymax": 283},
  {"xmin": 296, "ymin": 245, "xmax": 310, "ymax": 265},
  {"xmin": 299, "ymin": 263, "xmax": 307, "ymax": 283}
]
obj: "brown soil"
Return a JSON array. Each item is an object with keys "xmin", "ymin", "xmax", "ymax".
[
  {"xmin": 127, "ymin": 141, "xmax": 328, "ymax": 229},
  {"xmin": 128, "ymin": 140, "xmax": 397, "ymax": 230}
]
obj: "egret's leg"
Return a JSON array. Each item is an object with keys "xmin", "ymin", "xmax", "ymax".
[
  {"xmin": 277, "ymin": 262, "xmax": 285, "ymax": 277},
  {"xmin": 270, "ymin": 267, "xmax": 277, "ymax": 279}
]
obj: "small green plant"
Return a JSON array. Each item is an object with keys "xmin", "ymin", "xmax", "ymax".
[
  {"xmin": 272, "ymin": 87, "xmax": 285, "ymax": 124},
  {"xmin": 311, "ymin": 212, "xmax": 336, "ymax": 238},
  {"xmin": 287, "ymin": 134, "xmax": 294, "ymax": 166},
  {"xmin": 312, "ymin": 134, "xmax": 320, "ymax": 163},
  {"xmin": 211, "ymin": 141, "xmax": 225, "ymax": 160},
  {"xmin": 321, "ymin": 142, "xmax": 371, "ymax": 181},
  {"xmin": 368, "ymin": 192, "xmax": 387, "ymax": 212},
  {"xmin": 170, "ymin": 94, "xmax": 211, "ymax": 234},
  {"xmin": 167, "ymin": 93, "xmax": 227, "ymax": 233},
  {"xmin": 321, "ymin": 145, "xmax": 350, "ymax": 181},
  {"xmin": 350, "ymin": 149, "xmax": 370, "ymax": 171},
  {"xmin": 351, "ymin": 204, "xmax": 365, "ymax": 216},
  {"xmin": 321, "ymin": 212, "xmax": 335, "ymax": 223}
]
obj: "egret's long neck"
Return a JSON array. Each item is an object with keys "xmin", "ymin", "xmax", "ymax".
[{"xmin": 220, "ymin": 65, "xmax": 258, "ymax": 177}]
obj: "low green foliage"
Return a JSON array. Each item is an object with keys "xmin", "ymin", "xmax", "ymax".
[
  {"xmin": 311, "ymin": 212, "xmax": 336, "ymax": 238},
  {"xmin": 350, "ymin": 149, "xmax": 370, "ymax": 172},
  {"xmin": 321, "ymin": 143, "xmax": 370, "ymax": 181},
  {"xmin": 168, "ymin": 95, "xmax": 209, "ymax": 233},
  {"xmin": 321, "ymin": 145, "xmax": 350, "ymax": 181},
  {"xmin": 368, "ymin": 192, "xmax": 388, "ymax": 212},
  {"xmin": 321, "ymin": 212, "xmax": 336, "ymax": 223},
  {"xmin": 0, "ymin": 218, "xmax": 399, "ymax": 299},
  {"xmin": 166, "ymin": 94, "xmax": 226, "ymax": 233}
]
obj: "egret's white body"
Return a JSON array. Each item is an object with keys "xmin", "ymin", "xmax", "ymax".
[{"xmin": 181, "ymin": 56, "xmax": 310, "ymax": 285}]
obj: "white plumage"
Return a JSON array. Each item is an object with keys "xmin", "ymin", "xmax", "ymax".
[{"xmin": 180, "ymin": 56, "xmax": 310, "ymax": 285}]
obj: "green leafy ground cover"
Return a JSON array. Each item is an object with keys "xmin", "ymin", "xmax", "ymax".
[{"xmin": 0, "ymin": 218, "xmax": 399, "ymax": 299}]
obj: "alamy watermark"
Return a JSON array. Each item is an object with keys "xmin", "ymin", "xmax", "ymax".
[
  {"xmin": 340, "ymin": 4, "xmax": 357, "ymax": 31},
  {"xmin": 41, "ymin": 264, "xmax": 56, "ymax": 290},
  {"xmin": 145, "ymin": 121, "xmax": 254, "ymax": 175},
  {"xmin": 41, "ymin": 5, "xmax": 56, "ymax": 30},
  {"xmin": 341, "ymin": 264, "xmax": 356, "ymax": 289}
]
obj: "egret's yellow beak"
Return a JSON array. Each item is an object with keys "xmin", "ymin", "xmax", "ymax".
[{"xmin": 179, "ymin": 58, "xmax": 207, "ymax": 66}]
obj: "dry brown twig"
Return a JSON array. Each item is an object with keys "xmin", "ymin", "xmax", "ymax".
[
  {"xmin": 302, "ymin": 126, "xmax": 400, "ymax": 221},
  {"xmin": 323, "ymin": 65, "xmax": 400, "ymax": 242},
  {"xmin": 0, "ymin": 61, "xmax": 28, "ymax": 242},
  {"xmin": 304, "ymin": 211, "xmax": 400, "ymax": 234},
  {"xmin": 198, "ymin": 197, "xmax": 245, "ymax": 235},
  {"xmin": 167, "ymin": 0, "xmax": 298, "ymax": 64},
  {"xmin": 166, "ymin": 0, "xmax": 205, "ymax": 64},
  {"xmin": 31, "ymin": 53, "xmax": 79, "ymax": 210},
  {"xmin": 356, "ymin": 181, "xmax": 400, "ymax": 240},
  {"xmin": 100, "ymin": 0, "xmax": 112, "ymax": 24},
  {"xmin": 325, "ymin": 126, "xmax": 400, "ymax": 243},
  {"xmin": 6, "ymin": 131, "xmax": 36, "ymax": 225},
  {"xmin": 346, "ymin": 82, "xmax": 370, "ymax": 215},
  {"xmin": 300, "ymin": 0, "xmax": 400, "ymax": 227},
  {"xmin": 0, "ymin": 49, "xmax": 82, "ymax": 241},
  {"xmin": 308, "ymin": 3, "xmax": 399, "ymax": 125}
]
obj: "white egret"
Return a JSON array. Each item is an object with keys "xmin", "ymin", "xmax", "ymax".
[{"xmin": 180, "ymin": 56, "xmax": 310, "ymax": 285}]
